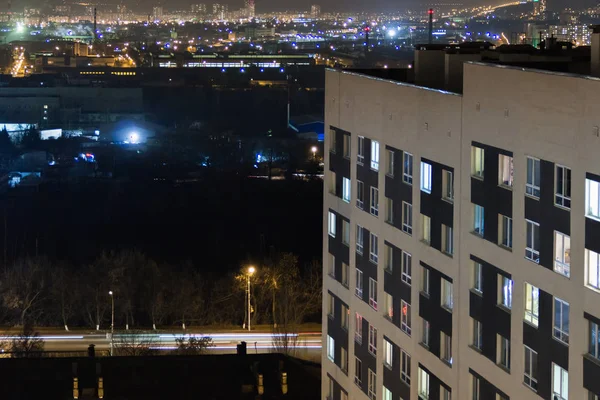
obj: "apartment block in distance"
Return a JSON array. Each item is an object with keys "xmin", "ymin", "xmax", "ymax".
[{"xmin": 322, "ymin": 62, "xmax": 600, "ymax": 399}]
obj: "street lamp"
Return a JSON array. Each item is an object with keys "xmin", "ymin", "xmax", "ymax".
[
  {"xmin": 311, "ymin": 146, "xmax": 318, "ymax": 160},
  {"xmin": 247, "ymin": 266, "xmax": 256, "ymax": 331},
  {"xmin": 109, "ymin": 291, "xmax": 114, "ymax": 356}
]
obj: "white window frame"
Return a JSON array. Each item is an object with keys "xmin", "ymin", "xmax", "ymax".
[
  {"xmin": 356, "ymin": 180, "xmax": 364, "ymax": 210},
  {"xmin": 368, "ymin": 324, "xmax": 377, "ymax": 355},
  {"xmin": 341, "ymin": 304, "xmax": 349, "ymax": 330},
  {"xmin": 401, "ymin": 251, "xmax": 412, "ymax": 286},
  {"xmin": 400, "ymin": 349, "xmax": 411, "ymax": 385},
  {"xmin": 473, "ymin": 204, "xmax": 484, "ymax": 237},
  {"xmin": 369, "ymin": 233, "xmax": 378, "ymax": 264},
  {"xmin": 383, "ymin": 339, "xmax": 393, "ymax": 368},
  {"xmin": 329, "ymin": 171, "xmax": 337, "ymax": 195},
  {"xmin": 384, "ymin": 292, "xmax": 393, "ymax": 319},
  {"xmin": 401, "ymin": 300, "xmax": 411, "ymax": 336},
  {"xmin": 403, "ymin": 151, "xmax": 413, "ymax": 184},
  {"xmin": 442, "ymin": 224, "xmax": 453, "ymax": 255},
  {"xmin": 554, "ymin": 231, "xmax": 571, "ymax": 278},
  {"xmin": 370, "ymin": 140, "xmax": 380, "ymax": 171},
  {"xmin": 343, "ymin": 133, "xmax": 351, "ymax": 159},
  {"xmin": 422, "ymin": 214, "xmax": 431, "ymax": 244},
  {"xmin": 368, "ymin": 369, "xmax": 376, "ymax": 400},
  {"xmin": 328, "ymin": 211, "xmax": 336, "ymax": 237},
  {"xmin": 555, "ymin": 164, "xmax": 571, "ymax": 209},
  {"xmin": 552, "ymin": 363, "xmax": 568, "ymax": 400},
  {"xmin": 386, "ymin": 149, "xmax": 394, "ymax": 177},
  {"xmin": 498, "ymin": 335, "xmax": 510, "ymax": 370},
  {"xmin": 370, "ymin": 186, "xmax": 379, "ymax": 217},
  {"xmin": 342, "ymin": 262, "xmax": 349, "ymax": 287},
  {"xmin": 525, "ymin": 220, "xmax": 540, "ymax": 263},
  {"xmin": 586, "ymin": 178, "xmax": 600, "ymax": 220},
  {"xmin": 526, "ymin": 156, "xmax": 541, "ymax": 198},
  {"xmin": 341, "ymin": 346, "xmax": 348, "ymax": 372},
  {"xmin": 420, "ymin": 161, "xmax": 432, "ymax": 194},
  {"xmin": 472, "ymin": 319, "xmax": 483, "ymax": 350},
  {"xmin": 499, "ymin": 214, "xmax": 512, "ymax": 248},
  {"xmin": 402, "ymin": 201, "xmax": 413, "ymax": 235},
  {"xmin": 384, "ymin": 243, "xmax": 393, "ymax": 272},
  {"xmin": 471, "ymin": 146, "xmax": 484, "ymax": 178},
  {"xmin": 328, "ymin": 293, "xmax": 334, "ymax": 318},
  {"xmin": 524, "ymin": 283, "xmax": 539, "ymax": 327},
  {"xmin": 355, "ymin": 313, "xmax": 363, "ymax": 343},
  {"xmin": 441, "ymin": 279, "xmax": 453, "ymax": 311},
  {"xmin": 418, "ymin": 367, "xmax": 430, "ymax": 400},
  {"xmin": 472, "ymin": 375, "xmax": 480, "ymax": 400},
  {"xmin": 342, "ymin": 220, "xmax": 350, "ymax": 246},
  {"xmin": 499, "ymin": 275, "xmax": 513, "ymax": 310},
  {"xmin": 498, "ymin": 154, "xmax": 513, "ymax": 187},
  {"xmin": 328, "ymin": 253, "xmax": 335, "ymax": 278},
  {"xmin": 357, "ymin": 136, "xmax": 364, "ymax": 165},
  {"xmin": 369, "ymin": 278, "xmax": 378, "ymax": 310},
  {"xmin": 590, "ymin": 320, "xmax": 600, "ymax": 359},
  {"xmin": 441, "ymin": 331, "xmax": 452, "ymax": 364},
  {"xmin": 355, "ymin": 269, "xmax": 363, "ymax": 299},
  {"xmin": 422, "ymin": 319, "xmax": 430, "ymax": 347},
  {"xmin": 524, "ymin": 345, "xmax": 538, "ymax": 391},
  {"xmin": 385, "ymin": 196, "xmax": 393, "ymax": 224},
  {"xmin": 553, "ymin": 297, "xmax": 570, "ymax": 344},
  {"xmin": 422, "ymin": 267, "xmax": 430, "ymax": 295},
  {"xmin": 473, "ymin": 262, "xmax": 483, "ymax": 294},
  {"xmin": 356, "ymin": 225, "xmax": 364, "ymax": 254},
  {"xmin": 443, "ymin": 169, "xmax": 453, "ymax": 201},
  {"xmin": 586, "ymin": 248, "xmax": 600, "ymax": 290},
  {"xmin": 383, "ymin": 386, "xmax": 393, "ymax": 400},
  {"xmin": 342, "ymin": 177, "xmax": 351, "ymax": 203},
  {"xmin": 354, "ymin": 356, "xmax": 362, "ymax": 386},
  {"xmin": 327, "ymin": 335, "xmax": 335, "ymax": 361}
]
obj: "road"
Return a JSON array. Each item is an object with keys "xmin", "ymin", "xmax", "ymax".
[{"xmin": 0, "ymin": 330, "xmax": 323, "ymax": 362}]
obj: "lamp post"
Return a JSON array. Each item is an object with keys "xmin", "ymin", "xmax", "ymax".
[
  {"xmin": 311, "ymin": 146, "xmax": 318, "ymax": 161},
  {"xmin": 247, "ymin": 266, "xmax": 256, "ymax": 332},
  {"xmin": 109, "ymin": 290, "xmax": 114, "ymax": 356}
]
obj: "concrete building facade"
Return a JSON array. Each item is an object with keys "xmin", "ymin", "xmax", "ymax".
[{"xmin": 322, "ymin": 63, "xmax": 600, "ymax": 400}]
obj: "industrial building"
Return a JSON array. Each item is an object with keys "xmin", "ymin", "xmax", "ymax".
[{"xmin": 322, "ymin": 35, "xmax": 600, "ymax": 400}]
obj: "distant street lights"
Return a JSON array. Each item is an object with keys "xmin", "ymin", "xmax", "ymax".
[
  {"xmin": 109, "ymin": 290, "xmax": 114, "ymax": 356},
  {"xmin": 311, "ymin": 146, "xmax": 318, "ymax": 161},
  {"xmin": 247, "ymin": 266, "xmax": 256, "ymax": 332}
]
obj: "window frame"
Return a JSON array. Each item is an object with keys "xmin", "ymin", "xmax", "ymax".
[
  {"xmin": 524, "ymin": 345, "xmax": 538, "ymax": 391},
  {"xmin": 342, "ymin": 177, "xmax": 351, "ymax": 203},
  {"xmin": 418, "ymin": 367, "xmax": 430, "ymax": 400},
  {"xmin": 368, "ymin": 278, "xmax": 378, "ymax": 310},
  {"xmin": 554, "ymin": 164, "xmax": 571, "ymax": 209},
  {"xmin": 524, "ymin": 283, "xmax": 540, "ymax": 327},
  {"xmin": 441, "ymin": 331, "xmax": 452, "ymax": 364},
  {"xmin": 356, "ymin": 180, "xmax": 364, "ymax": 210},
  {"xmin": 442, "ymin": 169, "xmax": 454, "ymax": 202},
  {"xmin": 355, "ymin": 269, "xmax": 363, "ymax": 299},
  {"xmin": 342, "ymin": 262, "xmax": 349, "ymax": 288},
  {"xmin": 327, "ymin": 335, "xmax": 335, "ymax": 361},
  {"xmin": 328, "ymin": 211, "xmax": 336, "ymax": 237},
  {"xmin": 384, "ymin": 243, "xmax": 393, "ymax": 272},
  {"xmin": 400, "ymin": 349, "xmax": 411, "ymax": 385},
  {"xmin": 356, "ymin": 225, "xmax": 364, "ymax": 254},
  {"xmin": 554, "ymin": 231, "xmax": 571, "ymax": 278},
  {"xmin": 383, "ymin": 339, "xmax": 393, "ymax": 369},
  {"xmin": 355, "ymin": 313, "xmax": 363, "ymax": 344},
  {"xmin": 402, "ymin": 201, "xmax": 413, "ymax": 235},
  {"xmin": 370, "ymin": 140, "xmax": 380, "ymax": 171},
  {"xmin": 386, "ymin": 149, "xmax": 394, "ymax": 177},
  {"xmin": 590, "ymin": 320, "xmax": 600, "ymax": 359},
  {"xmin": 420, "ymin": 161, "xmax": 432, "ymax": 194},
  {"xmin": 343, "ymin": 133, "xmax": 351, "ymax": 159},
  {"xmin": 499, "ymin": 275, "xmax": 513, "ymax": 310},
  {"xmin": 367, "ymin": 368, "xmax": 376, "ymax": 400},
  {"xmin": 472, "ymin": 319, "xmax": 483, "ymax": 350},
  {"xmin": 525, "ymin": 219, "xmax": 540, "ymax": 263},
  {"xmin": 586, "ymin": 248, "xmax": 600, "ymax": 290},
  {"xmin": 553, "ymin": 297, "xmax": 570, "ymax": 344},
  {"xmin": 370, "ymin": 186, "xmax": 379, "ymax": 217},
  {"xmin": 342, "ymin": 220, "xmax": 350, "ymax": 246},
  {"xmin": 473, "ymin": 204, "xmax": 484, "ymax": 237},
  {"xmin": 369, "ymin": 233, "xmax": 378, "ymax": 264},
  {"xmin": 498, "ymin": 154, "xmax": 513, "ymax": 187},
  {"xmin": 441, "ymin": 278, "xmax": 453, "ymax": 311},
  {"xmin": 442, "ymin": 224, "xmax": 453, "ymax": 255},
  {"xmin": 498, "ymin": 334, "xmax": 510, "ymax": 370},
  {"xmin": 401, "ymin": 251, "xmax": 412, "ymax": 286},
  {"xmin": 327, "ymin": 293, "xmax": 334, "ymax": 319},
  {"xmin": 472, "ymin": 262, "xmax": 483, "ymax": 294},
  {"xmin": 499, "ymin": 214, "xmax": 513, "ymax": 248},
  {"xmin": 357, "ymin": 136, "xmax": 365, "ymax": 165},
  {"xmin": 422, "ymin": 214, "xmax": 431, "ymax": 244},
  {"xmin": 526, "ymin": 156, "xmax": 541, "ymax": 198},
  {"xmin": 385, "ymin": 196, "xmax": 393, "ymax": 224},
  {"xmin": 471, "ymin": 146, "xmax": 484, "ymax": 179},
  {"xmin": 368, "ymin": 324, "xmax": 377, "ymax": 356},
  {"xmin": 552, "ymin": 363, "xmax": 568, "ymax": 400},
  {"xmin": 403, "ymin": 152, "xmax": 413, "ymax": 184},
  {"xmin": 401, "ymin": 300, "xmax": 411, "ymax": 336},
  {"xmin": 422, "ymin": 319, "xmax": 430, "ymax": 347},
  {"xmin": 422, "ymin": 267, "xmax": 430, "ymax": 296},
  {"xmin": 354, "ymin": 356, "xmax": 362, "ymax": 386}
]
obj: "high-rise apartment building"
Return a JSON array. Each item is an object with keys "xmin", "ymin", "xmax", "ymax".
[
  {"xmin": 311, "ymin": 4, "xmax": 321, "ymax": 18},
  {"xmin": 533, "ymin": 0, "xmax": 546, "ymax": 17},
  {"xmin": 322, "ymin": 63, "xmax": 600, "ymax": 400}
]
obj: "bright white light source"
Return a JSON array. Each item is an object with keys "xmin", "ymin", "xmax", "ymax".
[
  {"xmin": 16, "ymin": 23, "xmax": 24, "ymax": 33},
  {"xmin": 129, "ymin": 132, "xmax": 139, "ymax": 144},
  {"xmin": 388, "ymin": 29, "xmax": 396, "ymax": 38}
]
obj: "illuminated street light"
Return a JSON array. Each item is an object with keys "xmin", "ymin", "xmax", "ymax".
[
  {"xmin": 311, "ymin": 146, "xmax": 318, "ymax": 160},
  {"xmin": 109, "ymin": 291, "xmax": 114, "ymax": 356},
  {"xmin": 246, "ymin": 266, "xmax": 256, "ymax": 331}
]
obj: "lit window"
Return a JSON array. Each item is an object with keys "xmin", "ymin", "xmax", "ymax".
[
  {"xmin": 385, "ymin": 197, "xmax": 393, "ymax": 224},
  {"xmin": 354, "ymin": 357, "xmax": 362, "ymax": 386},
  {"xmin": 369, "ymin": 278, "xmax": 377, "ymax": 310},
  {"xmin": 441, "ymin": 278, "xmax": 453, "ymax": 311},
  {"xmin": 370, "ymin": 187, "xmax": 379, "ymax": 217},
  {"xmin": 472, "ymin": 319, "xmax": 482, "ymax": 350},
  {"xmin": 422, "ymin": 319, "xmax": 430, "ymax": 347},
  {"xmin": 341, "ymin": 390, "xmax": 348, "ymax": 400},
  {"xmin": 473, "ymin": 204, "xmax": 484, "ymax": 236},
  {"xmin": 343, "ymin": 134, "xmax": 351, "ymax": 158},
  {"xmin": 355, "ymin": 313, "xmax": 363, "ymax": 343},
  {"xmin": 384, "ymin": 244, "xmax": 393, "ymax": 272},
  {"xmin": 524, "ymin": 283, "xmax": 540, "ymax": 327},
  {"xmin": 370, "ymin": 140, "xmax": 380, "ymax": 171},
  {"xmin": 471, "ymin": 146, "xmax": 484, "ymax": 178},
  {"xmin": 328, "ymin": 212, "xmax": 336, "ymax": 237},
  {"xmin": 384, "ymin": 292, "xmax": 393, "ymax": 319},
  {"xmin": 403, "ymin": 152, "xmax": 413, "ymax": 184},
  {"xmin": 383, "ymin": 386, "xmax": 393, "ymax": 400},
  {"xmin": 356, "ymin": 180, "xmax": 364, "ymax": 210},
  {"xmin": 441, "ymin": 332, "xmax": 452, "ymax": 364},
  {"xmin": 588, "ymin": 390, "xmax": 599, "ymax": 400},
  {"xmin": 553, "ymin": 297, "xmax": 570, "ymax": 344},
  {"xmin": 421, "ymin": 266, "xmax": 430, "ymax": 295},
  {"xmin": 328, "ymin": 376, "xmax": 334, "ymax": 399},
  {"xmin": 355, "ymin": 269, "xmax": 363, "ymax": 299},
  {"xmin": 401, "ymin": 300, "xmax": 411, "ymax": 336},
  {"xmin": 499, "ymin": 275, "xmax": 513, "ymax": 309},
  {"xmin": 472, "ymin": 262, "xmax": 483, "ymax": 294},
  {"xmin": 418, "ymin": 367, "xmax": 430, "ymax": 400},
  {"xmin": 443, "ymin": 169, "xmax": 453, "ymax": 201},
  {"xmin": 341, "ymin": 347, "xmax": 348, "ymax": 372},
  {"xmin": 342, "ymin": 262, "xmax": 349, "ymax": 288},
  {"xmin": 525, "ymin": 220, "xmax": 540, "ymax": 263},
  {"xmin": 356, "ymin": 225, "xmax": 364, "ymax": 254},
  {"xmin": 498, "ymin": 154, "xmax": 513, "ymax": 187},
  {"xmin": 401, "ymin": 251, "xmax": 412, "ymax": 286},
  {"xmin": 554, "ymin": 231, "xmax": 571, "ymax": 277},
  {"xmin": 552, "ymin": 363, "xmax": 568, "ymax": 400},
  {"xmin": 555, "ymin": 165, "xmax": 571, "ymax": 209},
  {"xmin": 368, "ymin": 324, "xmax": 377, "ymax": 355},
  {"xmin": 369, "ymin": 233, "xmax": 378, "ymax": 263},
  {"xmin": 420, "ymin": 161, "xmax": 432, "ymax": 193},
  {"xmin": 327, "ymin": 335, "xmax": 335, "ymax": 361},
  {"xmin": 367, "ymin": 369, "xmax": 376, "ymax": 400},
  {"xmin": 441, "ymin": 386, "xmax": 451, "ymax": 400},
  {"xmin": 341, "ymin": 304, "xmax": 349, "ymax": 330},
  {"xmin": 499, "ymin": 215, "xmax": 512, "ymax": 248},
  {"xmin": 442, "ymin": 224, "xmax": 453, "ymax": 256},
  {"xmin": 524, "ymin": 346, "xmax": 538, "ymax": 391},
  {"xmin": 357, "ymin": 136, "xmax": 365, "ymax": 165},
  {"xmin": 422, "ymin": 214, "xmax": 431, "ymax": 244},
  {"xmin": 329, "ymin": 129, "xmax": 336, "ymax": 154},
  {"xmin": 498, "ymin": 335, "xmax": 510, "ymax": 370},
  {"xmin": 586, "ymin": 249, "xmax": 600, "ymax": 290},
  {"xmin": 589, "ymin": 320, "xmax": 600, "ymax": 360},
  {"xmin": 386, "ymin": 149, "xmax": 394, "ymax": 177},
  {"xmin": 342, "ymin": 177, "xmax": 351, "ymax": 203},
  {"xmin": 384, "ymin": 339, "xmax": 393, "ymax": 368},
  {"xmin": 398, "ymin": 202, "xmax": 412, "ymax": 235},
  {"xmin": 526, "ymin": 156, "xmax": 541, "ymax": 198},
  {"xmin": 472, "ymin": 375, "xmax": 480, "ymax": 400},
  {"xmin": 400, "ymin": 349, "xmax": 411, "ymax": 385},
  {"xmin": 586, "ymin": 178, "xmax": 600, "ymax": 219},
  {"xmin": 342, "ymin": 220, "xmax": 350, "ymax": 246}
]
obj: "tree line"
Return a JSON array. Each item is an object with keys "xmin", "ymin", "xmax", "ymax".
[{"xmin": 0, "ymin": 250, "xmax": 322, "ymax": 332}]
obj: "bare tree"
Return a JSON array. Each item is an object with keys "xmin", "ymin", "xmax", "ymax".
[
  {"xmin": 143, "ymin": 262, "xmax": 168, "ymax": 330},
  {"xmin": 0, "ymin": 257, "xmax": 48, "ymax": 326},
  {"xmin": 7, "ymin": 322, "xmax": 45, "ymax": 358},
  {"xmin": 172, "ymin": 266, "xmax": 203, "ymax": 330},
  {"xmin": 81, "ymin": 256, "xmax": 110, "ymax": 331},
  {"xmin": 50, "ymin": 265, "xmax": 78, "ymax": 331},
  {"xmin": 113, "ymin": 330, "xmax": 159, "ymax": 356},
  {"xmin": 174, "ymin": 335, "xmax": 213, "ymax": 355}
]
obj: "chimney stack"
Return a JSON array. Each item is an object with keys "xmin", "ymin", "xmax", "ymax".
[{"xmin": 428, "ymin": 9, "xmax": 434, "ymax": 44}]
